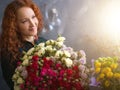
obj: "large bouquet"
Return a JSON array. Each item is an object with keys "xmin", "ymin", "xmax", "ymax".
[
  {"xmin": 93, "ymin": 57, "xmax": 120, "ymax": 90},
  {"xmin": 12, "ymin": 36, "xmax": 89, "ymax": 90}
]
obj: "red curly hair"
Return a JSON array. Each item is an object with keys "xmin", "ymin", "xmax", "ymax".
[{"xmin": 0, "ymin": 0, "xmax": 43, "ymax": 62}]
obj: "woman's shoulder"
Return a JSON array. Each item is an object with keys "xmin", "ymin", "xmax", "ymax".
[
  {"xmin": 36, "ymin": 37, "xmax": 47, "ymax": 44},
  {"xmin": 39, "ymin": 37, "xmax": 47, "ymax": 42}
]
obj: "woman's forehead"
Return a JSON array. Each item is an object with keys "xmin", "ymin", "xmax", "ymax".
[{"xmin": 17, "ymin": 7, "xmax": 35, "ymax": 19}]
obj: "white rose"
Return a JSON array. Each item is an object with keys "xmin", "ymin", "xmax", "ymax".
[
  {"xmin": 55, "ymin": 42, "xmax": 63, "ymax": 47},
  {"xmin": 38, "ymin": 43, "xmax": 45, "ymax": 47},
  {"xmin": 46, "ymin": 40, "xmax": 55, "ymax": 45},
  {"xmin": 36, "ymin": 48, "xmax": 45, "ymax": 56},
  {"xmin": 64, "ymin": 58, "xmax": 73, "ymax": 67},
  {"xmin": 14, "ymin": 85, "xmax": 21, "ymax": 90},
  {"xmin": 55, "ymin": 50, "xmax": 63, "ymax": 57},
  {"xmin": 15, "ymin": 71, "xmax": 20, "ymax": 75},
  {"xmin": 57, "ymin": 36, "xmax": 65, "ymax": 42},
  {"xmin": 46, "ymin": 40, "xmax": 51, "ymax": 45},
  {"xmin": 22, "ymin": 55, "xmax": 28, "ymax": 60},
  {"xmin": 17, "ymin": 77, "xmax": 24, "ymax": 84},
  {"xmin": 22, "ymin": 59, "xmax": 29, "ymax": 66},
  {"xmin": 12, "ymin": 74, "xmax": 18, "ymax": 80},
  {"xmin": 27, "ymin": 47, "xmax": 34, "ymax": 55},
  {"xmin": 45, "ymin": 45, "xmax": 52, "ymax": 51},
  {"xmin": 28, "ymin": 56, "xmax": 32, "ymax": 60},
  {"xmin": 64, "ymin": 51, "xmax": 71, "ymax": 57}
]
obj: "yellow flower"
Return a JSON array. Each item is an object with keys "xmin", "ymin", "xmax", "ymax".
[
  {"xmin": 106, "ymin": 72, "xmax": 113, "ymax": 78},
  {"xmin": 105, "ymin": 80, "xmax": 110, "ymax": 87},
  {"xmin": 102, "ymin": 62, "xmax": 107, "ymax": 66},
  {"xmin": 101, "ymin": 68, "xmax": 106, "ymax": 74},
  {"xmin": 110, "ymin": 63, "xmax": 118, "ymax": 69},
  {"xmin": 118, "ymin": 74, "xmax": 120, "ymax": 78},
  {"xmin": 99, "ymin": 73, "xmax": 105, "ymax": 79},
  {"xmin": 95, "ymin": 67, "xmax": 101, "ymax": 73},
  {"xmin": 102, "ymin": 67, "xmax": 111, "ymax": 74},
  {"xmin": 106, "ymin": 67, "xmax": 112, "ymax": 72},
  {"xmin": 94, "ymin": 57, "xmax": 120, "ymax": 89},
  {"xmin": 113, "ymin": 73, "xmax": 120, "ymax": 79},
  {"xmin": 95, "ymin": 61, "xmax": 101, "ymax": 68}
]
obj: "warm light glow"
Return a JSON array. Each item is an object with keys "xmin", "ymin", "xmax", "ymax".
[
  {"xmin": 99, "ymin": 1, "xmax": 120, "ymax": 45},
  {"xmin": 101, "ymin": 2, "xmax": 120, "ymax": 32}
]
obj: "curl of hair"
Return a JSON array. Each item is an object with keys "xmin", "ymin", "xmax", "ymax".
[{"xmin": 1, "ymin": 0, "xmax": 43, "ymax": 63}]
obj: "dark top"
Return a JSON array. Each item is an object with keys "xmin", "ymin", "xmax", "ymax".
[{"xmin": 1, "ymin": 37, "xmax": 46, "ymax": 90}]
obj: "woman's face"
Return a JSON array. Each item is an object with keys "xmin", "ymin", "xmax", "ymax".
[{"xmin": 16, "ymin": 7, "xmax": 38, "ymax": 39}]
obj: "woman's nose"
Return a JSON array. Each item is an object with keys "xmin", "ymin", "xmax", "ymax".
[{"xmin": 29, "ymin": 19, "xmax": 35, "ymax": 27}]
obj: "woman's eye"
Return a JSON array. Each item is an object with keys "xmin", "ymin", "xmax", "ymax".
[
  {"xmin": 32, "ymin": 16, "xmax": 36, "ymax": 19},
  {"xmin": 21, "ymin": 20, "xmax": 27, "ymax": 23}
]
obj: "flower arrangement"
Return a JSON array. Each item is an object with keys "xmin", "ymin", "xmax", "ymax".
[
  {"xmin": 12, "ymin": 36, "xmax": 90, "ymax": 90},
  {"xmin": 93, "ymin": 57, "xmax": 120, "ymax": 90}
]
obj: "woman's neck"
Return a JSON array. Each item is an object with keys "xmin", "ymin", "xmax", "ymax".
[{"xmin": 24, "ymin": 36, "xmax": 35, "ymax": 45}]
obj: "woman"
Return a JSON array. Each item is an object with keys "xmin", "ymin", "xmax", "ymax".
[{"xmin": 0, "ymin": 0, "xmax": 46, "ymax": 89}]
